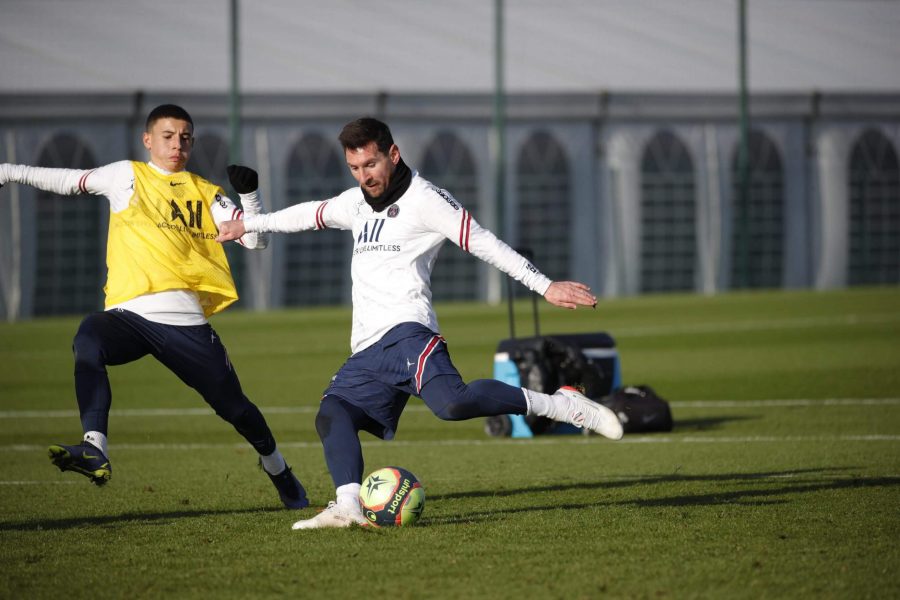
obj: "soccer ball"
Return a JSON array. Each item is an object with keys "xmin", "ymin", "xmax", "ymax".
[{"xmin": 359, "ymin": 466, "xmax": 425, "ymax": 527}]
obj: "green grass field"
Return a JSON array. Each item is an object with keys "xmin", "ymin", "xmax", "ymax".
[{"xmin": 0, "ymin": 287, "xmax": 898, "ymax": 599}]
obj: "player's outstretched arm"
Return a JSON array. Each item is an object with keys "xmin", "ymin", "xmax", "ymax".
[
  {"xmin": 544, "ymin": 281, "xmax": 597, "ymax": 310},
  {"xmin": 0, "ymin": 163, "xmax": 89, "ymax": 195}
]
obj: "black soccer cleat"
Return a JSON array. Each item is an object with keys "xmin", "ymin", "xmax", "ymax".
[
  {"xmin": 48, "ymin": 441, "xmax": 112, "ymax": 486},
  {"xmin": 263, "ymin": 462, "xmax": 309, "ymax": 510}
]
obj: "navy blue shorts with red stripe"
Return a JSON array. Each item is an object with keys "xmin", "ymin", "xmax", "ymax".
[{"xmin": 323, "ymin": 322, "xmax": 459, "ymax": 439}]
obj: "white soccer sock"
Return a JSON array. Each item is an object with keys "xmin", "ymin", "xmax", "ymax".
[
  {"xmin": 259, "ymin": 448, "xmax": 287, "ymax": 475},
  {"xmin": 336, "ymin": 483, "xmax": 362, "ymax": 513},
  {"xmin": 523, "ymin": 388, "xmax": 557, "ymax": 420},
  {"xmin": 83, "ymin": 431, "xmax": 108, "ymax": 457}
]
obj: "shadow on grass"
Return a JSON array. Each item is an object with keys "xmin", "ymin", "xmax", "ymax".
[
  {"xmin": 9, "ymin": 469, "xmax": 898, "ymax": 532},
  {"xmin": 673, "ymin": 415, "xmax": 756, "ymax": 431},
  {"xmin": 421, "ymin": 468, "xmax": 900, "ymax": 526},
  {"xmin": 0, "ymin": 505, "xmax": 289, "ymax": 532},
  {"xmin": 429, "ymin": 467, "xmax": 855, "ymax": 501}
]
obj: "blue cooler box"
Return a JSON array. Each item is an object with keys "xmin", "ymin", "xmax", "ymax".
[{"xmin": 487, "ymin": 333, "xmax": 622, "ymax": 438}]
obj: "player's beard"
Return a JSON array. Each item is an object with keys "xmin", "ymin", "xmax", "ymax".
[{"xmin": 361, "ymin": 158, "xmax": 412, "ymax": 212}]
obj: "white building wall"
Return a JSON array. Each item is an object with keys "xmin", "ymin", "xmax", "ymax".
[{"xmin": 1, "ymin": 91, "xmax": 898, "ymax": 320}]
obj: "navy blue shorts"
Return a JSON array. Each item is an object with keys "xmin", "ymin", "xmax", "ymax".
[
  {"xmin": 323, "ymin": 322, "xmax": 460, "ymax": 439},
  {"xmin": 75, "ymin": 308, "xmax": 249, "ymax": 417},
  {"xmin": 72, "ymin": 308, "xmax": 277, "ymax": 455}
]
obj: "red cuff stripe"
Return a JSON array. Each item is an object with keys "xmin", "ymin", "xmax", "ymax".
[
  {"xmin": 465, "ymin": 210, "xmax": 472, "ymax": 251},
  {"xmin": 458, "ymin": 210, "xmax": 467, "ymax": 251},
  {"xmin": 415, "ymin": 335, "xmax": 445, "ymax": 393},
  {"xmin": 77, "ymin": 170, "xmax": 94, "ymax": 194},
  {"xmin": 316, "ymin": 201, "xmax": 328, "ymax": 230},
  {"xmin": 459, "ymin": 210, "xmax": 472, "ymax": 252}
]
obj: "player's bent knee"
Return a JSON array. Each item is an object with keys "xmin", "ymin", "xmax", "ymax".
[
  {"xmin": 315, "ymin": 409, "xmax": 333, "ymax": 439},
  {"xmin": 315, "ymin": 396, "xmax": 347, "ymax": 440},
  {"xmin": 72, "ymin": 321, "xmax": 106, "ymax": 369},
  {"xmin": 430, "ymin": 386, "xmax": 482, "ymax": 421},
  {"xmin": 214, "ymin": 398, "xmax": 254, "ymax": 425},
  {"xmin": 431, "ymin": 402, "xmax": 472, "ymax": 421},
  {"xmin": 421, "ymin": 375, "xmax": 480, "ymax": 421},
  {"xmin": 316, "ymin": 395, "xmax": 371, "ymax": 441}
]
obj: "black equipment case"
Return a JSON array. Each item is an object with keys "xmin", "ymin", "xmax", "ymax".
[{"xmin": 485, "ymin": 258, "xmax": 622, "ymax": 437}]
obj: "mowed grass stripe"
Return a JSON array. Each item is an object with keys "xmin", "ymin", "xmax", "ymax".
[
  {"xmin": 612, "ymin": 311, "xmax": 900, "ymax": 338},
  {"xmin": 6, "ymin": 433, "xmax": 899, "ymax": 453},
  {"xmin": 3, "ymin": 310, "xmax": 896, "ymax": 361},
  {"xmin": 1, "ymin": 397, "xmax": 898, "ymax": 419}
]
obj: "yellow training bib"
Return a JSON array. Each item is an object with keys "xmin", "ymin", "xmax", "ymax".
[{"xmin": 104, "ymin": 162, "xmax": 238, "ymax": 317}]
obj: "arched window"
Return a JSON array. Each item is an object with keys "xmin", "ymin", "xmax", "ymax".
[
  {"xmin": 640, "ymin": 130, "xmax": 696, "ymax": 292},
  {"xmin": 34, "ymin": 133, "xmax": 103, "ymax": 315},
  {"xmin": 421, "ymin": 131, "xmax": 480, "ymax": 301},
  {"xmin": 516, "ymin": 131, "xmax": 571, "ymax": 281},
  {"xmin": 848, "ymin": 129, "xmax": 900, "ymax": 285},
  {"xmin": 731, "ymin": 130, "xmax": 785, "ymax": 288},
  {"xmin": 284, "ymin": 133, "xmax": 350, "ymax": 306},
  {"xmin": 191, "ymin": 133, "xmax": 245, "ymax": 300}
]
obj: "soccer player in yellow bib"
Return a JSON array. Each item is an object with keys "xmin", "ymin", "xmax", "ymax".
[{"xmin": 0, "ymin": 104, "xmax": 308, "ymax": 509}]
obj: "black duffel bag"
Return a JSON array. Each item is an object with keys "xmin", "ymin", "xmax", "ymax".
[{"xmin": 600, "ymin": 385, "xmax": 674, "ymax": 433}]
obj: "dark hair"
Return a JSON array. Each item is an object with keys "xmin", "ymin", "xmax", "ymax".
[
  {"xmin": 145, "ymin": 104, "xmax": 194, "ymax": 131},
  {"xmin": 338, "ymin": 117, "xmax": 394, "ymax": 154}
]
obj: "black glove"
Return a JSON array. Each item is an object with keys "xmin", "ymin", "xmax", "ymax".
[{"xmin": 227, "ymin": 164, "xmax": 258, "ymax": 194}]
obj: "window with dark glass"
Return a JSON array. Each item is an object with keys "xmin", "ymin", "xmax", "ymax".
[
  {"xmin": 421, "ymin": 131, "xmax": 480, "ymax": 301},
  {"xmin": 731, "ymin": 130, "xmax": 785, "ymax": 289},
  {"xmin": 848, "ymin": 129, "xmax": 899, "ymax": 285},
  {"xmin": 34, "ymin": 134, "xmax": 103, "ymax": 315},
  {"xmin": 516, "ymin": 131, "xmax": 571, "ymax": 281},
  {"xmin": 284, "ymin": 133, "xmax": 350, "ymax": 306},
  {"xmin": 640, "ymin": 130, "xmax": 696, "ymax": 293}
]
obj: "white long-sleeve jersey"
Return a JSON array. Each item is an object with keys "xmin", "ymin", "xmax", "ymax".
[
  {"xmin": 0, "ymin": 160, "xmax": 267, "ymax": 325},
  {"xmin": 245, "ymin": 171, "xmax": 552, "ymax": 353}
]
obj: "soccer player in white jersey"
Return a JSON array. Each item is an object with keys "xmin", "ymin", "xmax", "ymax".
[
  {"xmin": 0, "ymin": 104, "xmax": 308, "ymax": 510},
  {"xmin": 216, "ymin": 117, "xmax": 623, "ymax": 529}
]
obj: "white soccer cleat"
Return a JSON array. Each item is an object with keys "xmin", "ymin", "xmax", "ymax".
[
  {"xmin": 553, "ymin": 386, "xmax": 624, "ymax": 440},
  {"xmin": 291, "ymin": 501, "xmax": 368, "ymax": 530}
]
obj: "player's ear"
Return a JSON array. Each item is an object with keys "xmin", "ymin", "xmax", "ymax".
[
  {"xmin": 389, "ymin": 144, "xmax": 400, "ymax": 165},
  {"xmin": 142, "ymin": 131, "xmax": 152, "ymax": 150}
]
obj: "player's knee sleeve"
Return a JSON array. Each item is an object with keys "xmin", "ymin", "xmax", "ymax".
[
  {"xmin": 422, "ymin": 376, "xmax": 527, "ymax": 420},
  {"xmin": 72, "ymin": 318, "xmax": 106, "ymax": 371},
  {"xmin": 198, "ymin": 370, "xmax": 246, "ymax": 418},
  {"xmin": 222, "ymin": 400, "xmax": 276, "ymax": 455},
  {"xmin": 315, "ymin": 405, "xmax": 333, "ymax": 440},
  {"xmin": 421, "ymin": 374, "xmax": 478, "ymax": 421},
  {"xmin": 214, "ymin": 395, "xmax": 252, "ymax": 424},
  {"xmin": 316, "ymin": 396, "xmax": 352, "ymax": 441}
]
